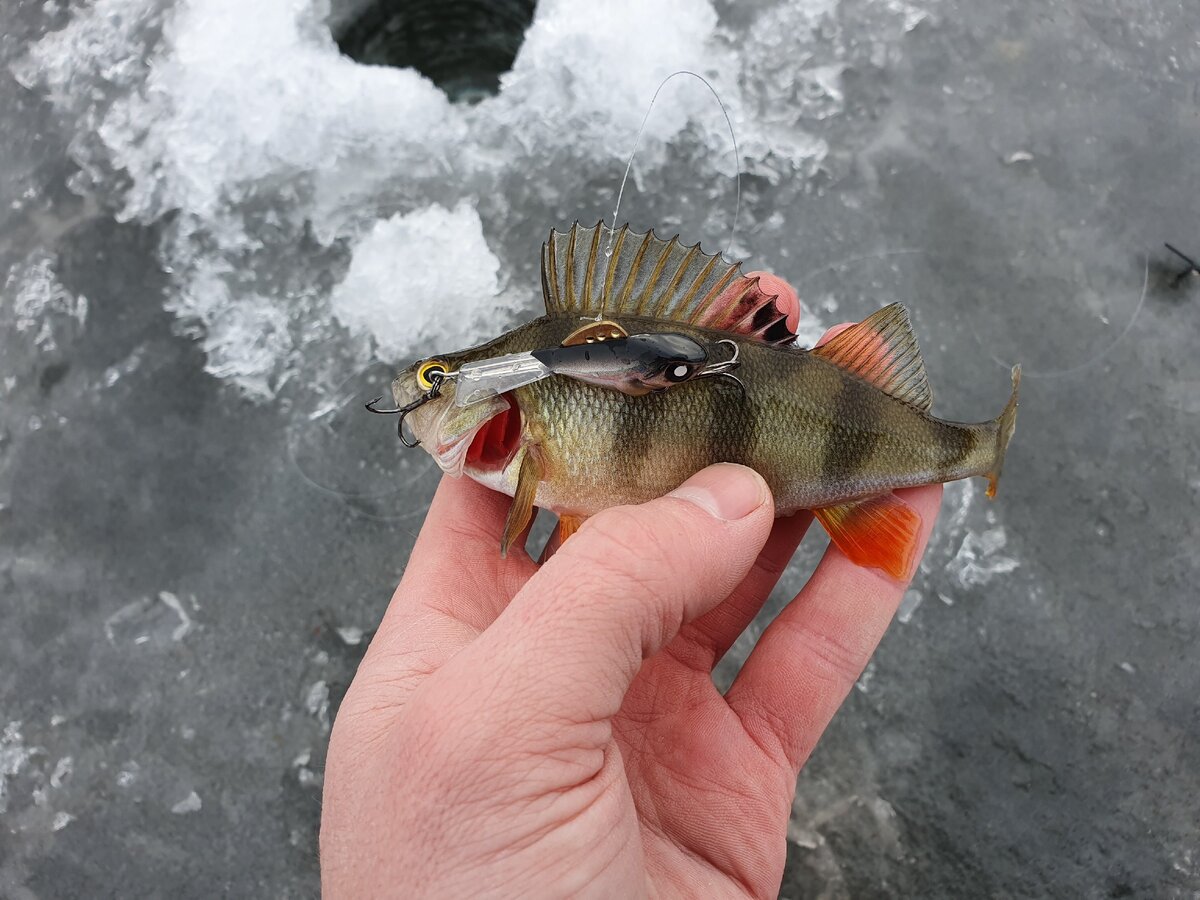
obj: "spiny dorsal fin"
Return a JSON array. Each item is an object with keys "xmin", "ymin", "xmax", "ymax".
[
  {"xmin": 811, "ymin": 303, "xmax": 933, "ymax": 411},
  {"xmin": 540, "ymin": 222, "xmax": 796, "ymax": 346}
]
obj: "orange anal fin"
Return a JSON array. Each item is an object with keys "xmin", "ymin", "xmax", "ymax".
[
  {"xmin": 557, "ymin": 514, "xmax": 586, "ymax": 544},
  {"xmin": 813, "ymin": 493, "xmax": 922, "ymax": 580}
]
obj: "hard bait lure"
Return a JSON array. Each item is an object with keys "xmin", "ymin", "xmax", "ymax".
[{"xmin": 376, "ymin": 222, "xmax": 1020, "ymax": 578}]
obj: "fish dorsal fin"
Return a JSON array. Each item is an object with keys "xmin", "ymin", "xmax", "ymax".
[
  {"xmin": 811, "ymin": 303, "xmax": 933, "ymax": 411},
  {"xmin": 541, "ymin": 221, "xmax": 796, "ymax": 345}
]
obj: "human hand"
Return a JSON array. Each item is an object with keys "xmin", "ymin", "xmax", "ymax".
[{"xmin": 321, "ymin": 417, "xmax": 942, "ymax": 896}]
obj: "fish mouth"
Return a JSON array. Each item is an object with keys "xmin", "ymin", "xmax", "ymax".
[
  {"xmin": 431, "ymin": 392, "xmax": 522, "ymax": 477},
  {"xmin": 465, "ymin": 395, "xmax": 522, "ymax": 472}
]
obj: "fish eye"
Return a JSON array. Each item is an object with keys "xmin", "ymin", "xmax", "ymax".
[
  {"xmin": 665, "ymin": 363, "xmax": 693, "ymax": 382},
  {"xmin": 417, "ymin": 360, "xmax": 447, "ymax": 390}
]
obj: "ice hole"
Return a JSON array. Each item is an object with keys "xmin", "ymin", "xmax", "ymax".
[{"xmin": 332, "ymin": 0, "xmax": 538, "ymax": 104}]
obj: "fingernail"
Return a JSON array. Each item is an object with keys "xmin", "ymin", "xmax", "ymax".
[{"xmin": 668, "ymin": 464, "xmax": 767, "ymax": 521}]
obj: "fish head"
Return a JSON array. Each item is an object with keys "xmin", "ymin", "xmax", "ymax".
[{"xmin": 391, "ymin": 356, "xmax": 521, "ymax": 478}]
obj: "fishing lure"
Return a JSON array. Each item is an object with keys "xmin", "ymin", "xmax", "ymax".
[
  {"xmin": 375, "ymin": 222, "xmax": 1020, "ymax": 578},
  {"xmin": 368, "ymin": 327, "xmax": 743, "ymax": 440}
]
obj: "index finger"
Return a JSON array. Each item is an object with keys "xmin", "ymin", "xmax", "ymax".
[
  {"xmin": 724, "ymin": 483, "xmax": 943, "ymax": 775},
  {"xmin": 374, "ymin": 474, "xmax": 538, "ymax": 645}
]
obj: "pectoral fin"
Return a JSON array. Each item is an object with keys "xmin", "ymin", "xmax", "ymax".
[
  {"xmin": 813, "ymin": 493, "xmax": 921, "ymax": 580},
  {"xmin": 501, "ymin": 447, "xmax": 543, "ymax": 557}
]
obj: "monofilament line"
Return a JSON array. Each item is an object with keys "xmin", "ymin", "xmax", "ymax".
[{"xmin": 602, "ymin": 70, "xmax": 742, "ymax": 319}]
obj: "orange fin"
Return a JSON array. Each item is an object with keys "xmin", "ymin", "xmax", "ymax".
[
  {"xmin": 540, "ymin": 222, "xmax": 795, "ymax": 346},
  {"xmin": 557, "ymin": 514, "xmax": 586, "ymax": 543},
  {"xmin": 501, "ymin": 447, "xmax": 543, "ymax": 557},
  {"xmin": 562, "ymin": 320, "xmax": 628, "ymax": 346},
  {"xmin": 813, "ymin": 493, "xmax": 922, "ymax": 580},
  {"xmin": 811, "ymin": 304, "xmax": 933, "ymax": 410}
]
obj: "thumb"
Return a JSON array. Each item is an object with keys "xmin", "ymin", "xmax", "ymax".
[{"xmin": 455, "ymin": 464, "xmax": 774, "ymax": 725}]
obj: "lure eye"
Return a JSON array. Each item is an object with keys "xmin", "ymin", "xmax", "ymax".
[
  {"xmin": 416, "ymin": 360, "xmax": 447, "ymax": 390},
  {"xmin": 665, "ymin": 363, "xmax": 693, "ymax": 382}
]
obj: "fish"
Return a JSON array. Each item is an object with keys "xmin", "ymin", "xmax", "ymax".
[{"xmin": 386, "ymin": 222, "xmax": 1020, "ymax": 579}]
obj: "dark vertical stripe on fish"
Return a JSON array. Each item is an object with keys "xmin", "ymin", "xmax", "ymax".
[
  {"xmin": 822, "ymin": 377, "xmax": 882, "ymax": 483},
  {"xmin": 937, "ymin": 421, "xmax": 978, "ymax": 478},
  {"xmin": 612, "ymin": 387, "xmax": 654, "ymax": 473}
]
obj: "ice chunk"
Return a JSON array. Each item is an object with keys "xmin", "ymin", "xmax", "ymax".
[
  {"xmin": 103, "ymin": 592, "xmax": 195, "ymax": 648},
  {"xmin": 948, "ymin": 527, "xmax": 1020, "ymax": 588},
  {"xmin": 331, "ymin": 202, "xmax": 513, "ymax": 361},
  {"xmin": 500, "ymin": 0, "xmax": 719, "ymax": 157},
  {"xmin": 304, "ymin": 680, "xmax": 330, "ymax": 728},
  {"xmin": 4, "ymin": 253, "xmax": 87, "ymax": 352},
  {"xmin": 171, "ymin": 790, "xmax": 202, "ymax": 814}
]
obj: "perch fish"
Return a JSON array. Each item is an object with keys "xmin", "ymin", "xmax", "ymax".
[{"xmin": 382, "ymin": 222, "xmax": 1020, "ymax": 578}]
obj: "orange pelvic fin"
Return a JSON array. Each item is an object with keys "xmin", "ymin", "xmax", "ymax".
[
  {"xmin": 501, "ymin": 446, "xmax": 543, "ymax": 558},
  {"xmin": 557, "ymin": 514, "xmax": 586, "ymax": 543},
  {"xmin": 813, "ymin": 492, "xmax": 922, "ymax": 580},
  {"xmin": 812, "ymin": 304, "xmax": 933, "ymax": 411}
]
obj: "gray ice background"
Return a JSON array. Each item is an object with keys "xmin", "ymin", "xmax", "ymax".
[{"xmin": 2, "ymin": 0, "xmax": 1199, "ymax": 896}]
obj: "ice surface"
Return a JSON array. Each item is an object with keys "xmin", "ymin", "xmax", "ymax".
[
  {"xmin": 3, "ymin": 252, "xmax": 87, "ymax": 353},
  {"xmin": 13, "ymin": 0, "xmax": 860, "ymax": 398},
  {"xmin": 1, "ymin": 722, "xmax": 38, "ymax": 815}
]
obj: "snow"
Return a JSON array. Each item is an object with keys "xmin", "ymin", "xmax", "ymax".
[
  {"xmin": 13, "ymin": 0, "xmax": 849, "ymax": 398},
  {"xmin": 3, "ymin": 253, "xmax": 88, "ymax": 353},
  {"xmin": 331, "ymin": 202, "xmax": 512, "ymax": 360}
]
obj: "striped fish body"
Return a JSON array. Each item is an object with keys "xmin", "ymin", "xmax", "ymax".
[
  {"xmin": 458, "ymin": 315, "xmax": 1009, "ymax": 516},
  {"xmin": 391, "ymin": 223, "xmax": 1020, "ymax": 578}
]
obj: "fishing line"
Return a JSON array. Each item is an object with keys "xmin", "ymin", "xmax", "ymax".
[
  {"xmin": 989, "ymin": 256, "xmax": 1148, "ymax": 379},
  {"xmin": 286, "ymin": 360, "xmax": 440, "ymax": 517},
  {"xmin": 603, "ymin": 70, "xmax": 742, "ymax": 315},
  {"xmin": 797, "ymin": 247, "xmax": 1149, "ymax": 379}
]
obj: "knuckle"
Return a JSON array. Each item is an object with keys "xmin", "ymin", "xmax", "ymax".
[{"xmin": 784, "ymin": 619, "xmax": 871, "ymax": 689}]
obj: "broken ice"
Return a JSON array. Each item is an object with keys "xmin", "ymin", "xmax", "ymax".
[
  {"xmin": 14, "ymin": 0, "xmax": 841, "ymax": 400},
  {"xmin": 103, "ymin": 592, "xmax": 194, "ymax": 647}
]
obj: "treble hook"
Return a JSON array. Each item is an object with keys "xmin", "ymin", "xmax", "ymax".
[
  {"xmin": 696, "ymin": 338, "xmax": 747, "ymax": 397},
  {"xmin": 365, "ymin": 373, "xmax": 445, "ymax": 448}
]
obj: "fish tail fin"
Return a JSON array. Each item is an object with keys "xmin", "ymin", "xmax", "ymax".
[{"xmin": 986, "ymin": 365, "xmax": 1021, "ymax": 499}]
